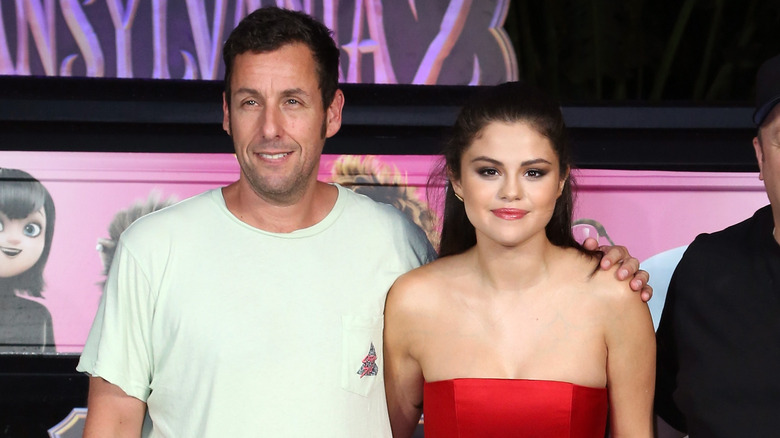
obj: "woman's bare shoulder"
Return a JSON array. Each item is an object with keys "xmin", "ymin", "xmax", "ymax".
[
  {"xmin": 396, "ymin": 253, "xmax": 468, "ymax": 287},
  {"xmin": 586, "ymin": 256, "xmax": 647, "ymax": 313},
  {"xmin": 567, "ymin": 251, "xmax": 652, "ymax": 345},
  {"xmin": 553, "ymin": 247, "xmax": 602, "ymax": 282},
  {"xmin": 553, "ymin": 248, "xmax": 635, "ymax": 305},
  {"xmin": 386, "ymin": 254, "xmax": 468, "ymax": 310}
]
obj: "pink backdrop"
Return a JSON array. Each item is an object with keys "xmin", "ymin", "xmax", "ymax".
[{"xmin": 1, "ymin": 151, "xmax": 769, "ymax": 352}]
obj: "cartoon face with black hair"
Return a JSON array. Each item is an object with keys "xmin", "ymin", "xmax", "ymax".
[
  {"xmin": 0, "ymin": 168, "xmax": 56, "ymax": 353},
  {"xmin": 0, "ymin": 207, "xmax": 47, "ymax": 278},
  {"xmin": 0, "ymin": 168, "xmax": 56, "ymax": 297}
]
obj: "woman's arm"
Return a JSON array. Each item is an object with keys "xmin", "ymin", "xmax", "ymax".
[
  {"xmin": 603, "ymin": 279, "xmax": 656, "ymax": 437},
  {"xmin": 384, "ymin": 277, "xmax": 425, "ymax": 438}
]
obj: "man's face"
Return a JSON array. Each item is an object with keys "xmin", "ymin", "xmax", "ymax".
[
  {"xmin": 222, "ymin": 43, "xmax": 344, "ymax": 205},
  {"xmin": 754, "ymin": 105, "xmax": 780, "ymax": 211}
]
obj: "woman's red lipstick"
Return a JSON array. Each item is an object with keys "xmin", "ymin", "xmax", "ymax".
[{"xmin": 491, "ymin": 208, "xmax": 528, "ymax": 220}]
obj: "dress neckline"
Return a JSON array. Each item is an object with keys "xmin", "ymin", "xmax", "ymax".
[{"xmin": 425, "ymin": 377, "xmax": 606, "ymax": 391}]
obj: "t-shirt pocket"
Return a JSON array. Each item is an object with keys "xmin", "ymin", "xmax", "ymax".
[{"xmin": 341, "ymin": 314, "xmax": 383, "ymax": 397}]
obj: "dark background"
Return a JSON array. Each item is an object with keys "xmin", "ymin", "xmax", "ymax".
[{"xmin": 506, "ymin": 0, "xmax": 780, "ymax": 103}]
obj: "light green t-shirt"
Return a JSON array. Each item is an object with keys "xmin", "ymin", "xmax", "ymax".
[{"xmin": 78, "ymin": 185, "xmax": 435, "ymax": 437}]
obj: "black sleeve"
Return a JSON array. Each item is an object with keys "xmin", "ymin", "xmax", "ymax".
[{"xmin": 654, "ymin": 258, "xmax": 688, "ymax": 432}]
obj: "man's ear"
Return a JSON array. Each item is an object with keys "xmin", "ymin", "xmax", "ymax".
[
  {"xmin": 222, "ymin": 92, "xmax": 231, "ymax": 136},
  {"xmin": 754, "ymin": 136, "xmax": 765, "ymax": 181},
  {"xmin": 325, "ymin": 89, "xmax": 345, "ymax": 139}
]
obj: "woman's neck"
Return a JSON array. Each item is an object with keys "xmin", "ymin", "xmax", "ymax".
[{"xmin": 471, "ymin": 233, "xmax": 560, "ymax": 294}]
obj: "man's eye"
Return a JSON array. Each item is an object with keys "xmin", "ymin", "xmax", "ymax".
[
  {"xmin": 286, "ymin": 98, "xmax": 300, "ymax": 105},
  {"xmin": 243, "ymin": 99, "xmax": 257, "ymax": 106}
]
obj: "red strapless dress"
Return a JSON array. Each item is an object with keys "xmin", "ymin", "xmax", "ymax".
[{"xmin": 423, "ymin": 378, "xmax": 608, "ymax": 437}]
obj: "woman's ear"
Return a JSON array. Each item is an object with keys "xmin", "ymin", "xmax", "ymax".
[
  {"xmin": 448, "ymin": 169, "xmax": 464, "ymax": 200},
  {"xmin": 558, "ymin": 166, "xmax": 570, "ymax": 197}
]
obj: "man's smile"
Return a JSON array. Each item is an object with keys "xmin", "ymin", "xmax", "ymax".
[{"xmin": 258, "ymin": 152, "xmax": 291, "ymax": 160}]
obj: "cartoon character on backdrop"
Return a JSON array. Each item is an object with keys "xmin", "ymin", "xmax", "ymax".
[
  {"xmin": 96, "ymin": 192, "xmax": 178, "ymax": 292},
  {"xmin": 571, "ymin": 218, "xmax": 615, "ymax": 247},
  {"xmin": 0, "ymin": 168, "xmax": 56, "ymax": 353},
  {"xmin": 330, "ymin": 155, "xmax": 440, "ymax": 247}
]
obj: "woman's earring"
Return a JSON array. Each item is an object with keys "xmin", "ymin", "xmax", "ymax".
[{"xmin": 454, "ymin": 192, "xmax": 464, "ymax": 202}]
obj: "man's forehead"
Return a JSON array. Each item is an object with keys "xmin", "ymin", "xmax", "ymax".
[
  {"xmin": 235, "ymin": 42, "xmax": 315, "ymax": 64},
  {"xmin": 231, "ymin": 46, "xmax": 317, "ymax": 78}
]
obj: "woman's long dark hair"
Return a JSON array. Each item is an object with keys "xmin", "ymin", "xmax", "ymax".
[
  {"xmin": 0, "ymin": 168, "xmax": 56, "ymax": 297},
  {"xmin": 435, "ymin": 81, "xmax": 587, "ymax": 258}
]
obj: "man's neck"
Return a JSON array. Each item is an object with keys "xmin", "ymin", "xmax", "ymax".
[{"xmin": 222, "ymin": 181, "xmax": 339, "ymax": 233}]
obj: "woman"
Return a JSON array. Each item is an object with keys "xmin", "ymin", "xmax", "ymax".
[{"xmin": 383, "ymin": 82, "xmax": 655, "ymax": 437}]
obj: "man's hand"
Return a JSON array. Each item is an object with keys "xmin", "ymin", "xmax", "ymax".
[{"xmin": 583, "ymin": 238, "xmax": 653, "ymax": 302}]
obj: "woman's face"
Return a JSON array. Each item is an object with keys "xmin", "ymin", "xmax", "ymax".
[
  {"xmin": 451, "ymin": 121, "xmax": 565, "ymax": 248},
  {"xmin": 0, "ymin": 208, "xmax": 47, "ymax": 278}
]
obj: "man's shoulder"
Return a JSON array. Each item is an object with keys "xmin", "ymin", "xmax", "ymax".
[
  {"xmin": 338, "ymin": 185, "xmax": 413, "ymax": 225},
  {"xmin": 687, "ymin": 205, "xmax": 771, "ymax": 252},
  {"xmin": 337, "ymin": 186, "xmax": 436, "ymax": 260},
  {"xmin": 120, "ymin": 189, "xmax": 219, "ymax": 242},
  {"xmin": 338, "ymin": 185, "xmax": 396, "ymax": 211},
  {"xmin": 673, "ymin": 206, "xmax": 772, "ymax": 280}
]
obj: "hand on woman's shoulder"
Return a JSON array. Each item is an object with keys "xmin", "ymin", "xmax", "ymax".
[
  {"xmin": 586, "ymin": 253, "xmax": 654, "ymax": 343},
  {"xmin": 587, "ymin": 255, "xmax": 638, "ymax": 304},
  {"xmin": 556, "ymin": 249, "xmax": 646, "ymax": 319}
]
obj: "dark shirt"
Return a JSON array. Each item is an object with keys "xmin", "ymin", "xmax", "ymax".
[
  {"xmin": 655, "ymin": 205, "xmax": 780, "ymax": 437},
  {"xmin": 0, "ymin": 291, "xmax": 55, "ymax": 353}
]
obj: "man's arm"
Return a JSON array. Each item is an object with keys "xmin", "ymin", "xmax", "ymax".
[
  {"xmin": 83, "ymin": 376, "xmax": 146, "ymax": 438},
  {"xmin": 653, "ymin": 267, "xmax": 689, "ymax": 434},
  {"xmin": 583, "ymin": 238, "xmax": 653, "ymax": 302}
]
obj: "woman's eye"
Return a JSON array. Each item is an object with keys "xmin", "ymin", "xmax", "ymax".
[
  {"xmin": 23, "ymin": 222, "xmax": 42, "ymax": 238},
  {"xmin": 478, "ymin": 168, "xmax": 499, "ymax": 177},
  {"xmin": 525, "ymin": 169, "xmax": 545, "ymax": 178}
]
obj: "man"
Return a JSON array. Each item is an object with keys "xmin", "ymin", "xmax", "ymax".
[
  {"xmin": 77, "ymin": 7, "xmax": 650, "ymax": 437},
  {"xmin": 655, "ymin": 54, "xmax": 780, "ymax": 437}
]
